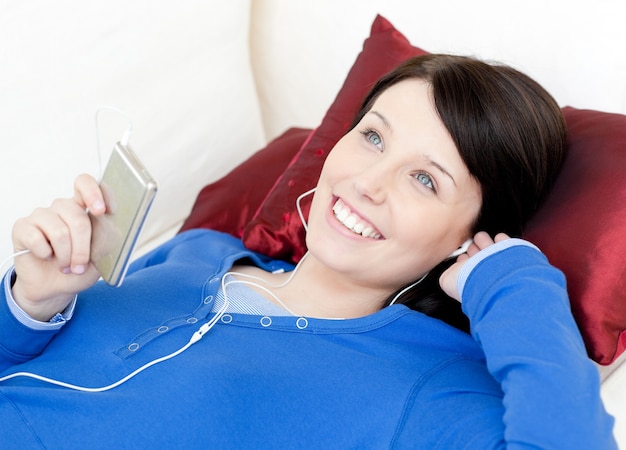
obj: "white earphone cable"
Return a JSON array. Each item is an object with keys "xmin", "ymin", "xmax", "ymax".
[
  {"xmin": 0, "ymin": 249, "xmax": 30, "ymax": 275},
  {"xmin": 0, "ymin": 163, "xmax": 314, "ymax": 392},
  {"xmin": 0, "ymin": 286, "xmax": 229, "ymax": 391},
  {"xmin": 296, "ymin": 187, "xmax": 316, "ymax": 232},
  {"xmin": 0, "ymin": 246, "xmax": 229, "ymax": 391}
]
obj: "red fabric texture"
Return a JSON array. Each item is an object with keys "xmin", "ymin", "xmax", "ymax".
[
  {"xmin": 182, "ymin": 14, "xmax": 626, "ymax": 364},
  {"xmin": 179, "ymin": 127, "xmax": 312, "ymax": 237},
  {"xmin": 241, "ymin": 15, "xmax": 428, "ymax": 262},
  {"xmin": 524, "ymin": 107, "xmax": 626, "ymax": 365}
]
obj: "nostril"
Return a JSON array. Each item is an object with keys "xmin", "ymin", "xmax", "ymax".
[{"xmin": 354, "ymin": 177, "xmax": 385, "ymax": 204}]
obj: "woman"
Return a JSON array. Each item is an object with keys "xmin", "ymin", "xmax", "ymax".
[{"xmin": 1, "ymin": 55, "xmax": 617, "ymax": 448}]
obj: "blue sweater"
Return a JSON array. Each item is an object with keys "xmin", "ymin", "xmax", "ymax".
[{"xmin": 0, "ymin": 230, "xmax": 616, "ymax": 449}]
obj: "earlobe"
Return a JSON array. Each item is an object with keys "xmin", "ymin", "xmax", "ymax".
[{"xmin": 448, "ymin": 239, "xmax": 473, "ymax": 258}]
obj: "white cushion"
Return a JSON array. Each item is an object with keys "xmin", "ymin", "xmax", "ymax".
[
  {"xmin": 251, "ymin": 0, "xmax": 626, "ymax": 141},
  {"xmin": 0, "ymin": 0, "xmax": 265, "ymax": 259}
]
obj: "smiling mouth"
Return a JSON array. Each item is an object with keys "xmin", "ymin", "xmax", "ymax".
[{"xmin": 332, "ymin": 198, "xmax": 383, "ymax": 239}]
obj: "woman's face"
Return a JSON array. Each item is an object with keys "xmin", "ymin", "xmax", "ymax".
[{"xmin": 306, "ymin": 79, "xmax": 482, "ymax": 294}]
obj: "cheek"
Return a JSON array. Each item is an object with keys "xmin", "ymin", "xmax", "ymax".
[
  {"xmin": 314, "ymin": 144, "xmax": 353, "ymax": 192},
  {"xmin": 394, "ymin": 202, "xmax": 477, "ymax": 258},
  {"xmin": 307, "ymin": 188, "xmax": 326, "ymax": 224},
  {"xmin": 321, "ymin": 139, "xmax": 351, "ymax": 174}
]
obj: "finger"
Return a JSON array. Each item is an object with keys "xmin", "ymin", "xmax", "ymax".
[
  {"xmin": 472, "ymin": 231, "xmax": 496, "ymax": 249},
  {"xmin": 12, "ymin": 213, "xmax": 56, "ymax": 260},
  {"xmin": 14, "ymin": 206, "xmax": 73, "ymax": 270},
  {"xmin": 465, "ymin": 242, "xmax": 481, "ymax": 257},
  {"xmin": 51, "ymin": 198, "xmax": 93, "ymax": 272},
  {"xmin": 26, "ymin": 198, "xmax": 92, "ymax": 272},
  {"xmin": 74, "ymin": 173, "xmax": 106, "ymax": 216},
  {"xmin": 455, "ymin": 253, "xmax": 470, "ymax": 263},
  {"xmin": 494, "ymin": 232, "xmax": 510, "ymax": 242}
]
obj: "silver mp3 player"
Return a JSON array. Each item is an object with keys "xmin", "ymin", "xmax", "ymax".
[{"xmin": 89, "ymin": 142, "xmax": 157, "ymax": 286}]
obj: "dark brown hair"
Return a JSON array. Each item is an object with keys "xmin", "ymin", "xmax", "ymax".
[{"xmin": 352, "ymin": 54, "xmax": 567, "ymax": 331}]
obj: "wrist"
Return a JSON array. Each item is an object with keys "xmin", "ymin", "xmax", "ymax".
[{"xmin": 11, "ymin": 277, "xmax": 75, "ymax": 323}]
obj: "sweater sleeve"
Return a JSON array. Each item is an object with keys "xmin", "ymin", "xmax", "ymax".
[
  {"xmin": 459, "ymin": 240, "xmax": 616, "ymax": 448},
  {"xmin": 0, "ymin": 270, "xmax": 62, "ymax": 372},
  {"xmin": 0, "ymin": 230, "xmax": 195, "ymax": 373}
]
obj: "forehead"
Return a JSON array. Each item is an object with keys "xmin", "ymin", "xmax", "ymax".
[
  {"xmin": 369, "ymin": 79, "xmax": 446, "ymax": 134},
  {"xmin": 368, "ymin": 79, "xmax": 454, "ymax": 153},
  {"xmin": 374, "ymin": 78, "xmax": 434, "ymax": 107}
]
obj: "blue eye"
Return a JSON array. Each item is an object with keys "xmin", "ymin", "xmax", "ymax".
[
  {"xmin": 415, "ymin": 173, "xmax": 435, "ymax": 191},
  {"xmin": 360, "ymin": 129, "xmax": 383, "ymax": 149}
]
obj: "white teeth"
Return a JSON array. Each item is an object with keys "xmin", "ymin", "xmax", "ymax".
[
  {"xmin": 344, "ymin": 214, "xmax": 358, "ymax": 229},
  {"xmin": 336, "ymin": 207, "xmax": 349, "ymax": 222},
  {"xmin": 332, "ymin": 199, "xmax": 382, "ymax": 239}
]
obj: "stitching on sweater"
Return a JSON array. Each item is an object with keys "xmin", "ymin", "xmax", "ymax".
[
  {"xmin": 0, "ymin": 391, "xmax": 46, "ymax": 448},
  {"xmin": 390, "ymin": 355, "xmax": 468, "ymax": 448}
]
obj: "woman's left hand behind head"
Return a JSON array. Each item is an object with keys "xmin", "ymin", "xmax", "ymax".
[{"xmin": 439, "ymin": 232, "xmax": 511, "ymax": 302}]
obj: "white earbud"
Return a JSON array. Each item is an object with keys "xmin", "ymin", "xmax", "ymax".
[{"xmin": 448, "ymin": 239, "xmax": 473, "ymax": 258}]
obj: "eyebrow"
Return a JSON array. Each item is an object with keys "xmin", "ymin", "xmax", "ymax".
[
  {"xmin": 426, "ymin": 157, "xmax": 457, "ymax": 186},
  {"xmin": 368, "ymin": 110, "xmax": 391, "ymax": 131},
  {"xmin": 368, "ymin": 110, "xmax": 457, "ymax": 186}
]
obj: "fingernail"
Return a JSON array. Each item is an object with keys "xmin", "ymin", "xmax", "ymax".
[
  {"xmin": 72, "ymin": 265, "xmax": 86, "ymax": 275},
  {"xmin": 62, "ymin": 267, "xmax": 72, "ymax": 274},
  {"xmin": 92, "ymin": 200, "xmax": 105, "ymax": 211}
]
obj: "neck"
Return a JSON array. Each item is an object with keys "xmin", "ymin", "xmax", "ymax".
[{"xmin": 272, "ymin": 253, "xmax": 391, "ymax": 319}]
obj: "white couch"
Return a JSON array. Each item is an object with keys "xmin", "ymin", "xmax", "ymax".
[{"xmin": 1, "ymin": 0, "xmax": 624, "ymax": 446}]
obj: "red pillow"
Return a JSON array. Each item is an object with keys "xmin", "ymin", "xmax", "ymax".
[
  {"xmin": 524, "ymin": 107, "xmax": 626, "ymax": 365},
  {"xmin": 241, "ymin": 15, "xmax": 428, "ymax": 262},
  {"xmin": 179, "ymin": 127, "xmax": 312, "ymax": 237}
]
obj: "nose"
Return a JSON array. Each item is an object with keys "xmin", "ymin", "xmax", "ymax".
[{"xmin": 353, "ymin": 162, "xmax": 390, "ymax": 204}]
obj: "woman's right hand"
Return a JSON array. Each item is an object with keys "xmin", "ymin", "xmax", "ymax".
[{"xmin": 10, "ymin": 174, "xmax": 106, "ymax": 321}]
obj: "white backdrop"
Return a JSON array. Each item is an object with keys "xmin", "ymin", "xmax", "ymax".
[
  {"xmin": 0, "ymin": 0, "xmax": 265, "ymax": 262},
  {"xmin": 251, "ymin": 0, "xmax": 626, "ymax": 140}
]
